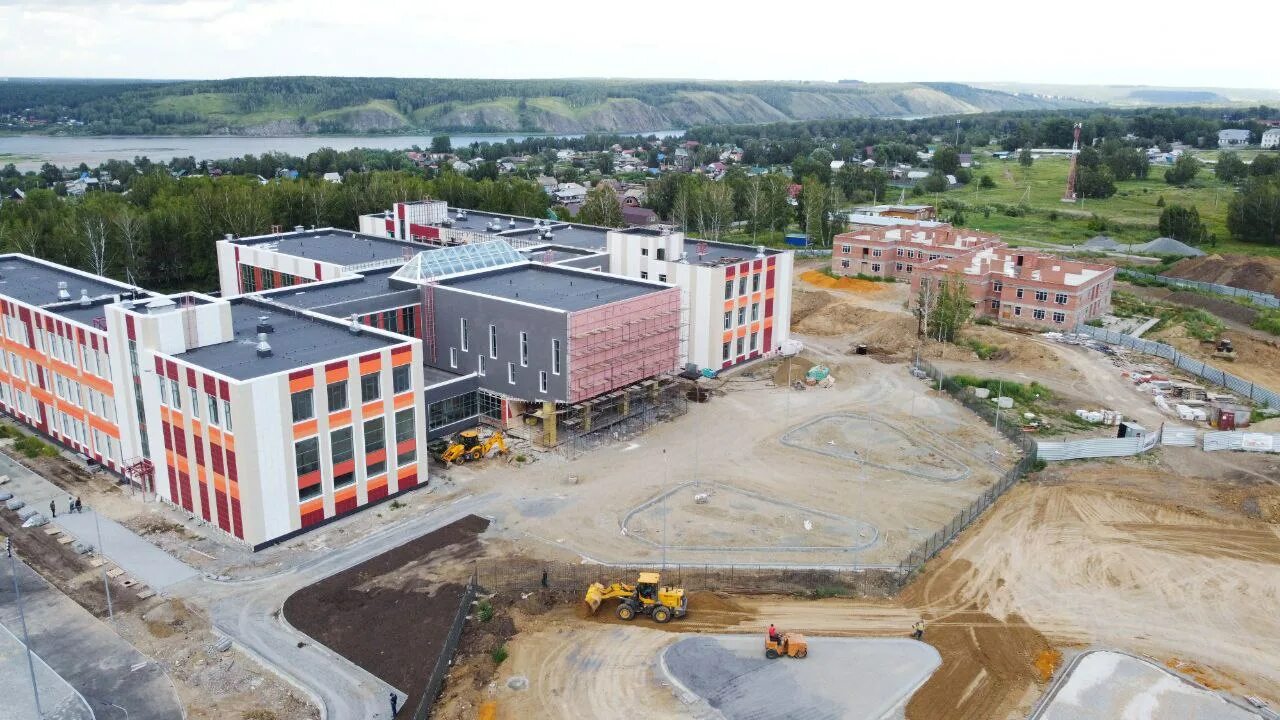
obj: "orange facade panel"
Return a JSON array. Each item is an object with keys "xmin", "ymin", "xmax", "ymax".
[
  {"xmin": 393, "ymin": 392, "xmax": 414, "ymax": 410},
  {"xmin": 293, "ymin": 418, "xmax": 318, "ymax": 439}
]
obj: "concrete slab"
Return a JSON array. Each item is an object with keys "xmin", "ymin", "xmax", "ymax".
[
  {"xmin": 55, "ymin": 510, "xmax": 196, "ymax": 591},
  {"xmin": 661, "ymin": 634, "xmax": 940, "ymax": 720},
  {"xmin": 1035, "ymin": 650, "xmax": 1265, "ymax": 720},
  {"xmin": 0, "ymin": 622, "xmax": 93, "ymax": 720}
]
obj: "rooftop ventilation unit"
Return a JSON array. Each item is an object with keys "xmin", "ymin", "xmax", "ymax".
[
  {"xmin": 57, "ymin": 281, "xmax": 71, "ymax": 301},
  {"xmin": 79, "ymin": 289, "xmax": 91, "ymax": 306},
  {"xmin": 224, "ymin": 233, "xmax": 235, "ymax": 241},
  {"xmin": 756, "ymin": 245, "xmax": 766, "ymax": 258},
  {"xmin": 255, "ymin": 315, "xmax": 274, "ymax": 334},
  {"xmin": 293, "ymin": 225, "xmax": 305, "ymax": 233},
  {"xmin": 255, "ymin": 332, "xmax": 273, "ymax": 358},
  {"xmin": 508, "ymin": 218, "xmax": 516, "ymax": 228},
  {"xmin": 348, "ymin": 315, "xmax": 363, "ymax": 335}
]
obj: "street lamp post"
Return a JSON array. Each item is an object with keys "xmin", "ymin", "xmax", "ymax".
[
  {"xmin": 7, "ymin": 540, "xmax": 43, "ymax": 718},
  {"xmin": 93, "ymin": 508, "xmax": 114, "ymax": 624}
]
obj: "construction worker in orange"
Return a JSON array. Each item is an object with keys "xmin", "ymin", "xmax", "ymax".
[{"xmin": 768, "ymin": 623, "xmax": 780, "ymax": 644}]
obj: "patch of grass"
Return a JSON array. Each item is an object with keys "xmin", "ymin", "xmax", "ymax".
[
  {"xmin": 477, "ymin": 599, "xmax": 494, "ymax": 622},
  {"xmin": 809, "ymin": 586, "xmax": 849, "ymax": 599},
  {"xmin": 14, "ymin": 435, "xmax": 57, "ymax": 458},
  {"xmin": 949, "ymin": 374, "xmax": 1050, "ymax": 404},
  {"xmin": 962, "ymin": 338, "xmax": 1002, "ymax": 360},
  {"xmin": 389, "ymin": 500, "xmax": 406, "ymax": 510},
  {"xmin": 1253, "ymin": 309, "xmax": 1280, "ymax": 337},
  {"xmin": 0, "ymin": 424, "xmax": 20, "ymax": 439},
  {"xmin": 514, "ymin": 454, "xmax": 528, "ymax": 463},
  {"xmin": 490, "ymin": 645, "xmax": 509, "ymax": 664}
]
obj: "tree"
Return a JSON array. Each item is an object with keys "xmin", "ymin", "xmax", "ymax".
[
  {"xmin": 1158, "ymin": 204, "xmax": 1206, "ymax": 243},
  {"xmin": 800, "ymin": 176, "xmax": 830, "ymax": 246},
  {"xmin": 1077, "ymin": 165, "xmax": 1117, "ymax": 199},
  {"xmin": 915, "ymin": 274, "xmax": 972, "ymax": 342},
  {"xmin": 979, "ymin": 175, "xmax": 996, "ymax": 189},
  {"xmin": 933, "ymin": 146, "xmax": 960, "ymax": 175},
  {"xmin": 1215, "ymin": 152, "xmax": 1247, "ymax": 183},
  {"xmin": 1164, "ymin": 154, "xmax": 1200, "ymax": 185},
  {"xmin": 1226, "ymin": 177, "xmax": 1280, "ymax": 245},
  {"xmin": 922, "ymin": 171, "xmax": 949, "ymax": 193},
  {"xmin": 577, "ymin": 184, "xmax": 624, "ymax": 228},
  {"xmin": 702, "ymin": 182, "xmax": 735, "ymax": 241},
  {"xmin": 430, "ymin": 135, "xmax": 452, "ymax": 153},
  {"xmin": 1019, "ymin": 148, "xmax": 1033, "ymax": 167},
  {"xmin": 1250, "ymin": 154, "xmax": 1280, "ymax": 177}
]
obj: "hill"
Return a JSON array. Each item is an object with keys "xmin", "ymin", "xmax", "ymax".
[
  {"xmin": 0, "ymin": 77, "xmax": 1086, "ymax": 136},
  {"xmin": 968, "ymin": 82, "xmax": 1280, "ymax": 107}
]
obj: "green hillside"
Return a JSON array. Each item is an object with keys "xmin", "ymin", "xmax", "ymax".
[{"xmin": 0, "ymin": 77, "xmax": 1087, "ymax": 136}]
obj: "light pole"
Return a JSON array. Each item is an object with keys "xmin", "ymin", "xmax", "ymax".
[
  {"xmin": 93, "ymin": 508, "xmax": 114, "ymax": 624},
  {"xmin": 661, "ymin": 449, "xmax": 668, "ymax": 569},
  {"xmin": 7, "ymin": 540, "xmax": 43, "ymax": 718}
]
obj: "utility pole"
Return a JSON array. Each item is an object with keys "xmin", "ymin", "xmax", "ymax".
[
  {"xmin": 661, "ymin": 449, "xmax": 669, "ymax": 569},
  {"xmin": 93, "ymin": 508, "xmax": 114, "ymax": 623},
  {"xmin": 7, "ymin": 539, "xmax": 43, "ymax": 718}
]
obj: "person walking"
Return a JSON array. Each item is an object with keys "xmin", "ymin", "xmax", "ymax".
[
  {"xmin": 389, "ymin": 692, "xmax": 398, "ymax": 717},
  {"xmin": 68, "ymin": 497, "xmax": 75, "ymax": 515},
  {"xmin": 74, "ymin": 497, "xmax": 82, "ymax": 513},
  {"xmin": 540, "ymin": 568, "xmax": 548, "ymax": 588},
  {"xmin": 50, "ymin": 500, "xmax": 56, "ymax": 518},
  {"xmin": 911, "ymin": 619, "xmax": 925, "ymax": 641}
]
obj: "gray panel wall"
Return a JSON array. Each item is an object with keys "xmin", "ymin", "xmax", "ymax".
[{"xmin": 430, "ymin": 287, "xmax": 569, "ymax": 402}]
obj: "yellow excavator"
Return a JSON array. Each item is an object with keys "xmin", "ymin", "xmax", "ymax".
[
  {"xmin": 584, "ymin": 572, "xmax": 687, "ymax": 623},
  {"xmin": 437, "ymin": 428, "xmax": 508, "ymax": 465}
]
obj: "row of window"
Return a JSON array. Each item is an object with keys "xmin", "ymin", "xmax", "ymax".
[
  {"xmin": 638, "ymin": 271, "xmax": 668, "ymax": 282},
  {"xmin": 42, "ymin": 329, "xmax": 110, "ymax": 380},
  {"xmin": 721, "ymin": 331, "xmax": 760, "ymax": 361},
  {"xmin": 723, "ymin": 272, "xmax": 763, "ymax": 300},
  {"xmin": 994, "ymin": 284, "xmax": 1070, "ymax": 305},
  {"xmin": 994, "ymin": 301, "xmax": 1067, "ymax": 323},
  {"xmin": 723, "ymin": 302, "xmax": 761, "ymax": 329},
  {"xmin": 159, "ymin": 378, "xmax": 234, "ymax": 431},
  {"xmin": 295, "ymin": 408, "xmax": 416, "ymax": 501},
  {"xmin": 239, "ymin": 265, "xmax": 302, "ymax": 293},
  {"xmin": 290, "ymin": 365, "xmax": 411, "ymax": 423}
]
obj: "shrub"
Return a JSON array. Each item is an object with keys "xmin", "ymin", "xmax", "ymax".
[
  {"xmin": 514, "ymin": 454, "xmax": 528, "ymax": 463},
  {"xmin": 1253, "ymin": 309, "xmax": 1280, "ymax": 337},
  {"xmin": 389, "ymin": 500, "xmax": 406, "ymax": 510},
  {"xmin": 974, "ymin": 317, "xmax": 995, "ymax": 326},
  {"xmin": 491, "ymin": 645, "xmax": 509, "ymax": 664},
  {"xmin": 477, "ymin": 599, "xmax": 494, "ymax": 622},
  {"xmin": 1085, "ymin": 318, "xmax": 1104, "ymax": 327},
  {"xmin": 963, "ymin": 339, "xmax": 1001, "ymax": 360},
  {"xmin": 979, "ymin": 174, "xmax": 996, "ymax": 189},
  {"xmin": 810, "ymin": 586, "xmax": 848, "ymax": 599},
  {"xmin": 949, "ymin": 374, "xmax": 1049, "ymax": 404},
  {"xmin": 0, "ymin": 425, "xmax": 19, "ymax": 439},
  {"xmin": 14, "ymin": 436, "xmax": 57, "ymax": 458}
]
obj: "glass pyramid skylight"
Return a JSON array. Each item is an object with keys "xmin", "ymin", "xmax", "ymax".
[{"xmin": 391, "ymin": 240, "xmax": 526, "ymax": 283}]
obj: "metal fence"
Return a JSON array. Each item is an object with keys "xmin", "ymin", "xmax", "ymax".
[
  {"xmin": 1161, "ymin": 425, "xmax": 1198, "ymax": 447},
  {"xmin": 894, "ymin": 360, "xmax": 1039, "ymax": 576},
  {"xmin": 1118, "ymin": 269, "xmax": 1280, "ymax": 309},
  {"xmin": 412, "ymin": 576, "xmax": 477, "ymax": 720},
  {"xmin": 1075, "ymin": 324, "xmax": 1280, "ymax": 410},
  {"xmin": 1036, "ymin": 431, "xmax": 1161, "ymax": 461},
  {"xmin": 1202, "ymin": 431, "xmax": 1280, "ymax": 453}
]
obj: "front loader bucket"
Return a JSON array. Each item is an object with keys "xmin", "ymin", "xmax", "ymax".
[{"xmin": 584, "ymin": 582, "xmax": 606, "ymax": 614}]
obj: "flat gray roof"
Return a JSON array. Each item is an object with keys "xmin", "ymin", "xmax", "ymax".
[
  {"xmin": 519, "ymin": 244, "xmax": 600, "ymax": 263},
  {"xmin": 422, "ymin": 365, "xmax": 472, "ymax": 388},
  {"xmin": 0, "ymin": 255, "xmax": 148, "ymax": 320},
  {"xmin": 684, "ymin": 239, "xmax": 779, "ymax": 266},
  {"xmin": 445, "ymin": 209, "xmax": 610, "ymax": 251},
  {"xmin": 176, "ymin": 299, "xmax": 399, "ymax": 380},
  {"xmin": 441, "ymin": 264, "xmax": 660, "ymax": 311},
  {"xmin": 232, "ymin": 229, "xmax": 428, "ymax": 267},
  {"xmin": 257, "ymin": 269, "xmax": 407, "ymax": 311}
]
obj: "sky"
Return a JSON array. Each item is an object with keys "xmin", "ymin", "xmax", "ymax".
[{"xmin": 0, "ymin": 0, "xmax": 1276, "ymax": 89}]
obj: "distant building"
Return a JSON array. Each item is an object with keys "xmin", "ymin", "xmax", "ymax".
[
  {"xmin": 1218, "ymin": 129, "xmax": 1252, "ymax": 148},
  {"xmin": 552, "ymin": 183, "xmax": 587, "ymax": 205},
  {"xmin": 322, "ymin": 172, "xmax": 343, "ymax": 184},
  {"xmin": 621, "ymin": 206, "xmax": 658, "ymax": 226},
  {"xmin": 535, "ymin": 175, "xmax": 558, "ymax": 193},
  {"xmin": 851, "ymin": 204, "xmax": 937, "ymax": 221},
  {"xmin": 1262, "ymin": 128, "xmax": 1280, "ymax": 150},
  {"xmin": 832, "ymin": 222, "xmax": 1001, "ymax": 281}
]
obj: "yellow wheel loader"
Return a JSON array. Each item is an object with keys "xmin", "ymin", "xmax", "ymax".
[
  {"xmin": 583, "ymin": 572, "xmax": 687, "ymax": 623},
  {"xmin": 435, "ymin": 428, "xmax": 508, "ymax": 465}
]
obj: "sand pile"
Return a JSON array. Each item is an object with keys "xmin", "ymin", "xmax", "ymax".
[{"xmin": 799, "ymin": 270, "xmax": 889, "ymax": 293}]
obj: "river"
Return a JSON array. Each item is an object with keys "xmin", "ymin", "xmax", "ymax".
[{"xmin": 0, "ymin": 131, "xmax": 684, "ymax": 172}]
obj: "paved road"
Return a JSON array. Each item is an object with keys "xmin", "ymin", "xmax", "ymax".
[
  {"xmin": 1, "ymin": 556, "xmax": 182, "ymax": 720},
  {"xmin": 177, "ymin": 492, "xmax": 496, "ymax": 720}
]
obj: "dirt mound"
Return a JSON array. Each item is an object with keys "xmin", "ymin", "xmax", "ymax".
[
  {"xmin": 1164, "ymin": 255, "xmax": 1280, "ymax": 296},
  {"xmin": 799, "ymin": 269, "xmax": 889, "ymax": 294},
  {"xmin": 790, "ymin": 289, "xmax": 833, "ymax": 325},
  {"xmin": 795, "ymin": 298, "xmax": 916, "ymax": 339},
  {"xmin": 773, "ymin": 355, "xmax": 816, "ymax": 385}
]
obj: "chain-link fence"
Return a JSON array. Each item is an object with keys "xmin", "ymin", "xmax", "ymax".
[
  {"xmin": 894, "ymin": 360, "xmax": 1039, "ymax": 577},
  {"xmin": 413, "ymin": 575, "xmax": 476, "ymax": 720}
]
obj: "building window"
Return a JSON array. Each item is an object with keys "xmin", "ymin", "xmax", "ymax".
[
  {"xmin": 872, "ymin": 249, "xmax": 882, "ymax": 257},
  {"xmin": 1035, "ymin": 290, "xmax": 1048, "ymax": 302},
  {"xmin": 752, "ymin": 274, "xmax": 761, "ymax": 292},
  {"xmin": 240, "ymin": 265, "xmax": 255, "ymax": 293},
  {"xmin": 449, "ymin": 348, "xmax": 458, "ymax": 368},
  {"xmin": 658, "ymin": 274, "xmax": 667, "ymax": 282},
  {"xmin": 190, "ymin": 387, "xmax": 200, "ymax": 418},
  {"xmin": 479, "ymin": 391, "xmax": 502, "ymax": 421},
  {"xmin": 993, "ymin": 281, "xmax": 1003, "ymax": 292},
  {"xmin": 722, "ymin": 342, "xmax": 731, "ymax": 361},
  {"xmin": 460, "ymin": 318, "xmax": 469, "ymax": 351},
  {"xmin": 640, "ymin": 271, "xmax": 648, "ymax": 279},
  {"xmin": 895, "ymin": 262, "xmax": 904, "ymax": 271},
  {"xmin": 1053, "ymin": 312, "xmax": 1066, "ymax": 324},
  {"xmin": 750, "ymin": 331, "xmax": 758, "ymax": 351},
  {"xmin": 723, "ymin": 311, "xmax": 732, "ymax": 329},
  {"xmin": 1033, "ymin": 309, "xmax": 1046, "ymax": 320},
  {"xmin": 395, "ymin": 408, "xmax": 415, "ymax": 466},
  {"xmin": 361, "ymin": 371, "xmax": 381, "ymax": 402},
  {"xmin": 738, "ymin": 276, "xmax": 747, "ymax": 295},
  {"xmin": 841, "ymin": 260, "xmax": 851, "ymax": 269},
  {"xmin": 261, "ymin": 270, "xmax": 275, "ymax": 290},
  {"xmin": 158, "ymin": 377, "xmax": 168, "ymax": 405},
  {"xmin": 403, "ymin": 306, "xmax": 416, "ymax": 335},
  {"xmin": 429, "ymin": 392, "xmax": 479, "ymax": 430},
  {"xmin": 488, "ymin": 324, "xmax": 497, "ymax": 358},
  {"xmin": 294, "ymin": 437, "xmax": 320, "ymax": 476},
  {"xmin": 364, "ymin": 416, "xmax": 386, "ymax": 454},
  {"xmin": 520, "ymin": 332, "xmax": 529, "ymax": 366},
  {"xmin": 737, "ymin": 307, "xmax": 746, "ymax": 325},
  {"xmin": 641, "ymin": 248, "xmax": 649, "ymax": 257},
  {"xmin": 656, "ymin": 247, "xmax": 666, "ymax": 261},
  {"xmin": 478, "ymin": 354, "xmax": 486, "ymax": 376},
  {"xmin": 896, "ymin": 248, "xmax": 904, "ymax": 257},
  {"xmin": 1016, "ymin": 287, "xmax": 1024, "ymax": 299},
  {"xmin": 392, "ymin": 365, "xmax": 411, "ymax": 394},
  {"xmin": 841, "ymin": 244, "xmax": 851, "ymax": 254},
  {"xmin": 1055, "ymin": 293, "xmax": 1068, "ymax": 305},
  {"xmin": 906, "ymin": 265, "xmax": 913, "ymax": 273},
  {"xmin": 871, "ymin": 263, "xmax": 881, "ymax": 272},
  {"xmin": 551, "ymin": 339, "xmax": 561, "ymax": 375},
  {"xmin": 327, "ymin": 380, "xmax": 348, "ymax": 411},
  {"xmin": 751, "ymin": 303, "xmax": 759, "ymax": 322},
  {"xmin": 291, "ymin": 388, "xmax": 313, "ymax": 422},
  {"xmin": 724, "ymin": 280, "xmax": 733, "ymax": 299},
  {"xmin": 1014, "ymin": 306, "xmax": 1022, "ymax": 316},
  {"xmin": 507, "ymin": 362, "xmax": 516, "ymax": 385},
  {"xmin": 207, "ymin": 394, "xmax": 220, "ymax": 425},
  {"xmin": 736, "ymin": 337, "xmax": 744, "ymax": 355},
  {"xmin": 539, "ymin": 371, "xmax": 548, "ymax": 393},
  {"xmin": 223, "ymin": 400, "xmax": 233, "ymax": 431},
  {"xmin": 331, "ymin": 426, "xmax": 354, "ymax": 465},
  {"xmin": 170, "ymin": 379, "xmax": 182, "ymax": 409},
  {"xmin": 990, "ymin": 300, "xmax": 1000, "ymax": 310},
  {"xmin": 381, "ymin": 310, "xmax": 397, "ymax": 332}
]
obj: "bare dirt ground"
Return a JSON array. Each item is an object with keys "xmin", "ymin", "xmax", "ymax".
[
  {"xmin": 1164, "ymin": 254, "xmax": 1280, "ymax": 296},
  {"xmin": 1150, "ymin": 321, "xmax": 1280, "ymax": 392}
]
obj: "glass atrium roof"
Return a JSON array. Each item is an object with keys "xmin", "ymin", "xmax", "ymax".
[{"xmin": 390, "ymin": 240, "xmax": 526, "ymax": 283}]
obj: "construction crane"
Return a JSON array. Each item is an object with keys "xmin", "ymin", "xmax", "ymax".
[{"xmin": 1062, "ymin": 122, "xmax": 1083, "ymax": 203}]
